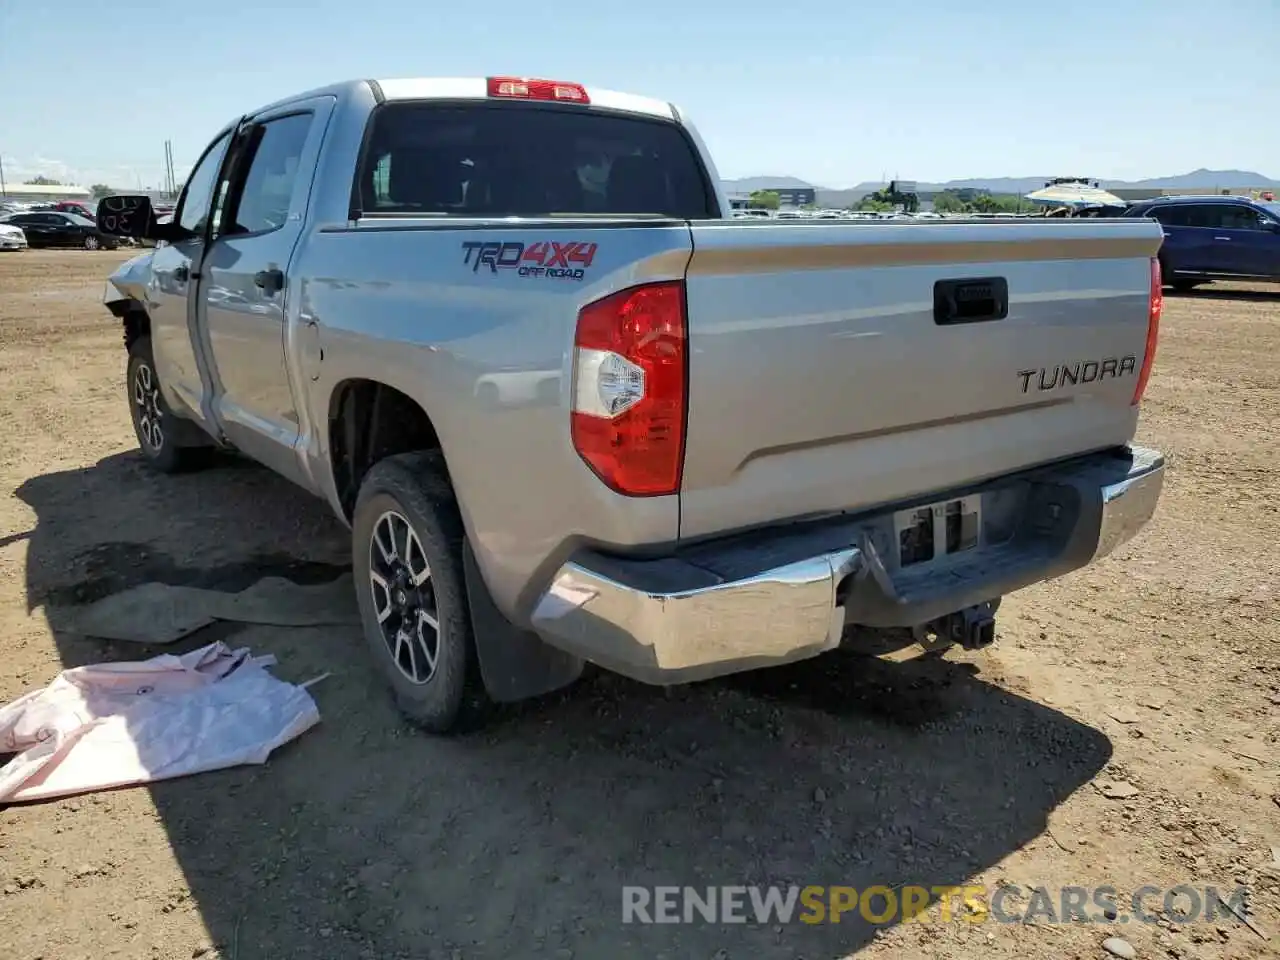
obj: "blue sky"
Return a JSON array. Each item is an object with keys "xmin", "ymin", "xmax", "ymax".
[{"xmin": 1, "ymin": 0, "xmax": 1276, "ymax": 189}]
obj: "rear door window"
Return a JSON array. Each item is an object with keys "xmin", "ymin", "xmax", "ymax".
[
  {"xmin": 1183, "ymin": 204, "xmax": 1236, "ymax": 229},
  {"xmin": 1151, "ymin": 205, "xmax": 1193, "ymax": 226},
  {"xmin": 356, "ymin": 101, "xmax": 716, "ymax": 219}
]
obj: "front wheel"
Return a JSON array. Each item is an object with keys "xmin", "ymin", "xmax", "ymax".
[
  {"xmin": 83, "ymin": 235, "xmax": 100, "ymax": 251},
  {"xmin": 126, "ymin": 337, "xmax": 212, "ymax": 473},
  {"xmin": 352, "ymin": 451, "xmax": 490, "ymax": 734}
]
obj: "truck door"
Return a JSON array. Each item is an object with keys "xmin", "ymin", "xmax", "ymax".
[
  {"xmin": 145, "ymin": 129, "xmax": 232, "ymax": 428},
  {"xmin": 197, "ymin": 96, "xmax": 334, "ymax": 487}
]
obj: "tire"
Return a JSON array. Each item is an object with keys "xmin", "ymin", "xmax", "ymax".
[
  {"xmin": 126, "ymin": 337, "xmax": 213, "ymax": 473},
  {"xmin": 352, "ymin": 451, "xmax": 489, "ymax": 734},
  {"xmin": 83, "ymin": 235, "xmax": 100, "ymax": 251},
  {"xmin": 1171, "ymin": 279, "xmax": 1201, "ymax": 293}
]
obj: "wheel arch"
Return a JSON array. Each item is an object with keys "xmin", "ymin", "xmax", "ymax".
[
  {"xmin": 106, "ymin": 298, "xmax": 151, "ymax": 352},
  {"xmin": 327, "ymin": 377, "xmax": 444, "ymax": 522}
]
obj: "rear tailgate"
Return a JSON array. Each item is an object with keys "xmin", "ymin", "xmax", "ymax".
[{"xmin": 679, "ymin": 218, "xmax": 1164, "ymax": 539}]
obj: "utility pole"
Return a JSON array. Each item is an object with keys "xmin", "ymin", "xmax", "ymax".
[
  {"xmin": 0, "ymin": 153, "xmax": 6, "ymax": 197},
  {"xmin": 163, "ymin": 139, "xmax": 178, "ymax": 198}
]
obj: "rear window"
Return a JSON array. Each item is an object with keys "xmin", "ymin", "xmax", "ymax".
[{"xmin": 355, "ymin": 101, "xmax": 716, "ymax": 219}]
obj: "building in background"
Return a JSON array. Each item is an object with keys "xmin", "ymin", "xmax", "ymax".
[
  {"xmin": 0, "ymin": 182, "xmax": 91, "ymax": 202},
  {"xmin": 763, "ymin": 186, "xmax": 816, "ymax": 207},
  {"xmin": 725, "ymin": 186, "xmax": 817, "ymax": 209}
]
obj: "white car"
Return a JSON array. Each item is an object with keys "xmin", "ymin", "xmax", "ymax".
[{"xmin": 0, "ymin": 222, "xmax": 28, "ymax": 251}]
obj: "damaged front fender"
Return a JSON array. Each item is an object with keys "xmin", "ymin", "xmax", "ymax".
[{"xmin": 103, "ymin": 250, "xmax": 156, "ymax": 314}]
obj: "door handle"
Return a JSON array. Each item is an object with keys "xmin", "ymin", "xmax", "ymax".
[
  {"xmin": 1213, "ymin": 236, "xmax": 1231, "ymax": 241},
  {"xmin": 254, "ymin": 268, "xmax": 284, "ymax": 294},
  {"xmin": 174, "ymin": 265, "xmax": 189, "ymax": 283}
]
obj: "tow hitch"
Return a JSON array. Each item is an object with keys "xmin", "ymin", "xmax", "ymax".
[{"xmin": 914, "ymin": 600, "xmax": 999, "ymax": 651}]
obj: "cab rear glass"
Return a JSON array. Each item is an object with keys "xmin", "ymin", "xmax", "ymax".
[{"xmin": 354, "ymin": 101, "xmax": 717, "ymax": 219}]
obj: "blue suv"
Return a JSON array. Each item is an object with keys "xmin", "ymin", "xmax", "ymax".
[{"xmin": 1124, "ymin": 195, "xmax": 1280, "ymax": 290}]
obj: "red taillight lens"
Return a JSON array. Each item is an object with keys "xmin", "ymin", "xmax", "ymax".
[
  {"xmin": 487, "ymin": 76, "xmax": 590, "ymax": 104},
  {"xmin": 571, "ymin": 282, "xmax": 687, "ymax": 496},
  {"xmin": 1133, "ymin": 257, "xmax": 1162, "ymax": 405}
]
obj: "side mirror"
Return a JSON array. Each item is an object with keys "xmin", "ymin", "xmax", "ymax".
[
  {"xmin": 97, "ymin": 195, "xmax": 191, "ymax": 243},
  {"xmin": 96, "ymin": 195, "xmax": 157, "ymax": 239}
]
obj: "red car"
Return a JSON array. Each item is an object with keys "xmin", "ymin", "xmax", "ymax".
[{"xmin": 53, "ymin": 200, "xmax": 96, "ymax": 220}]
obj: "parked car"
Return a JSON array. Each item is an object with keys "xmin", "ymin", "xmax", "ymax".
[
  {"xmin": 0, "ymin": 211, "xmax": 119, "ymax": 250},
  {"xmin": 0, "ymin": 222, "xmax": 28, "ymax": 251},
  {"xmin": 94, "ymin": 76, "xmax": 1166, "ymax": 733},
  {"xmin": 1123, "ymin": 195, "xmax": 1280, "ymax": 290},
  {"xmin": 53, "ymin": 200, "xmax": 98, "ymax": 220}
]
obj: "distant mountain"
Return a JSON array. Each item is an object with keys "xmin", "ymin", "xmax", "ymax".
[
  {"xmin": 723, "ymin": 170, "xmax": 1278, "ymax": 208},
  {"xmin": 1124, "ymin": 168, "xmax": 1276, "ymax": 189},
  {"xmin": 721, "ymin": 175, "xmax": 819, "ymax": 193}
]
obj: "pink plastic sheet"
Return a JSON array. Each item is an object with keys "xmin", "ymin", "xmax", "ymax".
[{"xmin": 0, "ymin": 643, "xmax": 320, "ymax": 803}]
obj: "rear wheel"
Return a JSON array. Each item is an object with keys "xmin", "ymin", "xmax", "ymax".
[
  {"xmin": 83, "ymin": 235, "xmax": 100, "ymax": 251},
  {"xmin": 127, "ymin": 337, "xmax": 213, "ymax": 473},
  {"xmin": 352, "ymin": 451, "xmax": 490, "ymax": 734}
]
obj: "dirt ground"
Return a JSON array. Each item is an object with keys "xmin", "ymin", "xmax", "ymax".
[{"xmin": 0, "ymin": 249, "xmax": 1277, "ymax": 960}]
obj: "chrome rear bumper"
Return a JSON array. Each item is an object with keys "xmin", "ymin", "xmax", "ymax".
[{"xmin": 531, "ymin": 445, "xmax": 1165, "ymax": 685}]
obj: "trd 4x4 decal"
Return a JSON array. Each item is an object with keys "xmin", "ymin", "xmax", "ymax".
[{"xmin": 461, "ymin": 240, "xmax": 598, "ymax": 280}]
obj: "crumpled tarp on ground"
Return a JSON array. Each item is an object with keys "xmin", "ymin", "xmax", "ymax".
[
  {"xmin": 64, "ymin": 574, "xmax": 360, "ymax": 644},
  {"xmin": 0, "ymin": 642, "xmax": 320, "ymax": 803}
]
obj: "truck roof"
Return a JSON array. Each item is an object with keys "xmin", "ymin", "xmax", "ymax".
[{"xmin": 248, "ymin": 78, "xmax": 677, "ymax": 123}]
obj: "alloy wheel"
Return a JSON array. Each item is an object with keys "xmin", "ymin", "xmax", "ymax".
[
  {"xmin": 132, "ymin": 360, "xmax": 164, "ymax": 452},
  {"xmin": 368, "ymin": 509, "xmax": 440, "ymax": 685}
]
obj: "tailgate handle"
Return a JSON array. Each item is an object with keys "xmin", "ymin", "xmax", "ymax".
[{"xmin": 933, "ymin": 277, "xmax": 1009, "ymax": 325}]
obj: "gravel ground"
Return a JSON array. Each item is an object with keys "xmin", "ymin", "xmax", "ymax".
[{"xmin": 0, "ymin": 249, "xmax": 1277, "ymax": 960}]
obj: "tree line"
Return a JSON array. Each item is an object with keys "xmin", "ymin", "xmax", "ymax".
[{"xmin": 746, "ymin": 187, "xmax": 1034, "ymax": 214}]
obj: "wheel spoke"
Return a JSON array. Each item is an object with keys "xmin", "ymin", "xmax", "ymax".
[
  {"xmin": 369, "ymin": 570, "xmax": 392, "ymax": 623},
  {"xmin": 393, "ymin": 515, "xmax": 412, "ymax": 567},
  {"xmin": 418, "ymin": 607, "xmax": 439, "ymax": 633},
  {"xmin": 414, "ymin": 609, "xmax": 438, "ymax": 673},
  {"xmin": 372, "ymin": 519, "xmax": 396, "ymax": 565},
  {"xmin": 393, "ymin": 629, "xmax": 413, "ymax": 678},
  {"xmin": 406, "ymin": 527, "xmax": 430, "ymax": 586}
]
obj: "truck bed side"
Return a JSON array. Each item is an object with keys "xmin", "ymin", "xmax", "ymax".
[{"xmin": 295, "ymin": 220, "xmax": 693, "ymax": 615}]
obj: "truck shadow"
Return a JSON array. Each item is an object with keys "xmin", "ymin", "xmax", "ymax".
[{"xmin": 13, "ymin": 452, "xmax": 1113, "ymax": 960}]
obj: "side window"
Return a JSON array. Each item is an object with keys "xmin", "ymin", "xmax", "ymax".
[
  {"xmin": 1149, "ymin": 206, "xmax": 1179, "ymax": 225},
  {"xmin": 1219, "ymin": 205, "xmax": 1263, "ymax": 230},
  {"xmin": 227, "ymin": 113, "xmax": 313, "ymax": 235},
  {"xmin": 178, "ymin": 132, "xmax": 233, "ymax": 235},
  {"xmin": 1185, "ymin": 204, "xmax": 1239, "ymax": 229}
]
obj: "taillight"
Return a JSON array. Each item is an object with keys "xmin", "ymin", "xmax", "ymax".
[
  {"xmin": 1133, "ymin": 257, "xmax": 1162, "ymax": 405},
  {"xmin": 571, "ymin": 282, "xmax": 687, "ymax": 496},
  {"xmin": 487, "ymin": 77, "xmax": 590, "ymax": 104}
]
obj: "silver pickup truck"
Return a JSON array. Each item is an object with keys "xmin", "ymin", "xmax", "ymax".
[{"xmin": 96, "ymin": 76, "xmax": 1167, "ymax": 733}]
